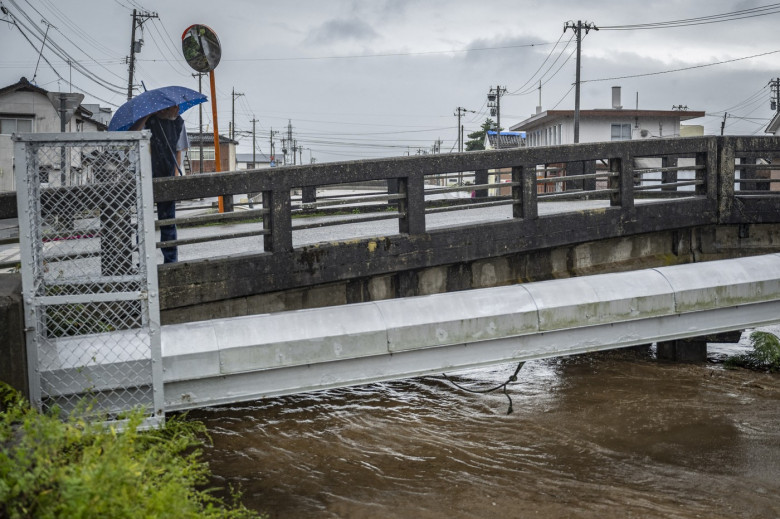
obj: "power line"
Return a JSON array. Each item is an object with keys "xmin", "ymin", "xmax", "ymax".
[
  {"xmin": 581, "ymin": 48, "xmax": 780, "ymax": 83},
  {"xmin": 7, "ymin": 0, "xmax": 127, "ymax": 94},
  {"xmin": 508, "ymin": 32, "xmax": 572, "ymax": 95},
  {"xmin": 136, "ymin": 41, "xmax": 557, "ymax": 65},
  {"xmin": 600, "ymin": 3, "xmax": 780, "ymax": 30}
]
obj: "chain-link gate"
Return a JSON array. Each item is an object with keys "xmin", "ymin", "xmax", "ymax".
[{"xmin": 14, "ymin": 132, "xmax": 163, "ymax": 427}]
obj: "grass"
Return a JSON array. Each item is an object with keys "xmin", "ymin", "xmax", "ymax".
[
  {"xmin": 724, "ymin": 331, "xmax": 780, "ymax": 372},
  {"xmin": 0, "ymin": 384, "xmax": 263, "ymax": 519}
]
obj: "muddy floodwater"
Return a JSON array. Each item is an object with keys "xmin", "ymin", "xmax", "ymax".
[{"xmin": 191, "ymin": 330, "xmax": 780, "ymax": 519}]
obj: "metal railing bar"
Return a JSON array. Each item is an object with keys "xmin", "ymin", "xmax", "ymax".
[
  {"xmin": 424, "ymin": 182, "xmax": 519, "ymax": 195},
  {"xmin": 157, "ymin": 207, "xmax": 270, "ymax": 228},
  {"xmin": 536, "ymin": 173, "xmax": 610, "ymax": 184},
  {"xmin": 293, "ymin": 193, "xmax": 405, "ymax": 209},
  {"xmin": 292, "ymin": 212, "xmax": 403, "ymax": 231},
  {"xmin": 158, "ymin": 228, "xmax": 270, "ymax": 248},
  {"xmin": 734, "ymin": 192, "xmax": 780, "ymax": 197},
  {"xmin": 537, "ymin": 188, "xmax": 617, "ymax": 201},
  {"xmin": 426, "ymin": 200, "xmax": 513, "ymax": 214},
  {"xmin": 734, "ymin": 178, "xmax": 778, "ymax": 184},
  {"xmin": 633, "ymin": 180, "xmax": 703, "ymax": 191},
  {"xmin": 633, "ymin": 164, "xmax": 706, "ymax": 174},
  {"xmin": 734, "ymin": 163, "xmax": 780, "ymax": 169}
]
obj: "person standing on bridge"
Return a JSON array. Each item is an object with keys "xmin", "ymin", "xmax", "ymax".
[{"xmin": 130, "ymin": 105, "xmax": 189, "ymax": 263}]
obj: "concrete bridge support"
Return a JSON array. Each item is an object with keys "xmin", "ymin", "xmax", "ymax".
[{"xmin": 0, "ymin": 274, "xmax": 26, "ymax": 399}]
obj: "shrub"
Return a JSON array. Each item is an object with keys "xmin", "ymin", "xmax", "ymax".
[
  {"xmin": 0, "ymin": 384, "xmax": 261, "ymax": 519},
  {"xmin": 724, "ymin": 331, "xmax": 780, "ymax": 372}
]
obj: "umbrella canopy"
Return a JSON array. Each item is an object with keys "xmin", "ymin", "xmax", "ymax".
[{"xmin": 109, "ymin": 86, "xmax": 207, "ymax": 131}]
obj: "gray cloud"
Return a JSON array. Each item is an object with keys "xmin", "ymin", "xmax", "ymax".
[{"xmin": 306, "ymin": 18, "xmax": 379, "ymax": 45}]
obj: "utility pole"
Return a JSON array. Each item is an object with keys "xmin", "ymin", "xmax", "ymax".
[
  {"xmin": 454, "ymin": 107, "xmax": 474, "ymax": 152},
  {"xmin": 487, "ymin": 86, "xmax": 507, "ymax": 148},
  {"xmin": 770, "ymin": 78, "xmax": 780, "ymax": 111},
  {"xmin": 287, "ymin": 120, "xmax": 293, "ymax": 165},
  {"xmin": 193, "ymin": 73, "xmax": 205, "ymax": 173},
  {"xmin": 126, "ymin": 9, "xmax": 158, "ymax": 100},
  {"xmin": 721, "ymin": 112, "xmax": 728, "ymax": 136},
  {"xmin": 269, "ymin": 128, "xmax": 278, "ymax": 165},
  {"xmin": 231, "ymin": 88, "xmax": 244, "ymax": 141},
  {"xmin": 564, "ymin": 20, "xmax": 598, "ymax": 143},
  {"xmin": 250, "ymin": 118, "xmax": 258, "ymax": 167}
]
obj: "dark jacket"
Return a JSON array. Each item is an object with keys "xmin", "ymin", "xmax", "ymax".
[{"xmin": 146, "ymin": 115, "xmax": 184, "ymax": 178}]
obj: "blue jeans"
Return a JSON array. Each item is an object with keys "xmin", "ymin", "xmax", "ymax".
[{"xmin": 157, "ymin": 201, "xmax": 177, "ymax": 263}]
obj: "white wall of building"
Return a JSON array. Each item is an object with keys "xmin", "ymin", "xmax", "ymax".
[
  {"xmin": 524, "ymin": 115, "xmax": 685, "ymax": 148},
  {"xmin": 0, "ymin": 90, "xmax": 101, "ymax": 191}
]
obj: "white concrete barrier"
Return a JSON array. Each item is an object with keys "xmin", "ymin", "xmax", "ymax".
[{"xmin": 155, "ymin": 254, "xmax": 780, "ymax": 410}]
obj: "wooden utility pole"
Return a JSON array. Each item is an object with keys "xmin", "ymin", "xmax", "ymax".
[
  {"xmin": 564, "ymin": 20, "xmax": 598, "ymax": 143},
  {"xmin": 126, "ymin": 9, "xmax": 158, "ymax": 100},
  {"xmin": 231, "ymin": 88, "xmax": 244, "ymax": 141}
]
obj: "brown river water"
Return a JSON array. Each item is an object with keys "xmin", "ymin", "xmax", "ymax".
[{"xmin": 190, "ymin": 329, "xmax": 780, "ymax": 519}]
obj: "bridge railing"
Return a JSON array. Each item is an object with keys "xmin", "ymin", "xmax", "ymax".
[
  {"xmin": 150, "ymin": 136, "xmax": 727, "ymax": 254},
  {"xmin": 1, "ymin": 136, "xmax": 778, "ymax": 268}
]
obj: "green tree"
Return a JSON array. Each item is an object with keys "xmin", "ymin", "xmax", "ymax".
[{"xmin": 465, "ymin": 118, "xmax": 503, "ymax": 151}]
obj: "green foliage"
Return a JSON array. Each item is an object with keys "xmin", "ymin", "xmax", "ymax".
[
  {"xmin": 465, "ymin": 118, "xmax": 500, "ymax": 151},
  {"xmin": 724, "ymin": 331, "xmax": 780, "ymax": 372},
  {"xmin": 0, "ymin": 384, "xmax": 261, "ymax": 519}
]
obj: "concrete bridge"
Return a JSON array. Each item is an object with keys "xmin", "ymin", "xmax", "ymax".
[{"xmin": 1, "ymin": 134, "xmax": 779, "ymax": 418}]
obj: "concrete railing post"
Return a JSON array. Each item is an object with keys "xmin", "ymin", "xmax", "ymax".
[
  {"xmin": 474, "ymin": 169, "xmax": 489, "ymax": 198},
  {"xmin": 717, "ymin": 137, "xmax": 736, "ymax": 222},
  {"xmin": 513, "ymin": 164, "xmax": 537, "ymax": 219},
  {"xmin": 263, "ymin": 188, "xmax": 292, "ymax": 253},
  {"xmin": 397, "ymin": 174, "xmax": 426, "ymax": 235},
  {"xmin": 609, "ymin": 153, "xmax": 634, "ymax": 210}
]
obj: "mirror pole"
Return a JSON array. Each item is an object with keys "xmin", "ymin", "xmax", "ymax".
[{"xmin": 209, "ymin": 70, "xmax": 225, "ymax": 212}]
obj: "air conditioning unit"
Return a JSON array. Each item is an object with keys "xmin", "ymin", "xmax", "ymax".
[{"xmin": 633, "ymin": 127, "xmax": 652, "ymax": 139}]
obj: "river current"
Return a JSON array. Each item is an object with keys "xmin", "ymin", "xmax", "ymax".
[{"xmin": 191, "ymin": 328, "xmax": 780, "ymax": 519}]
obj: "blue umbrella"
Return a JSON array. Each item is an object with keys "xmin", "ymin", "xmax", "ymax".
[{"xmin": 109, "ymin": 86, "xmax": 207, "ymax": 131}]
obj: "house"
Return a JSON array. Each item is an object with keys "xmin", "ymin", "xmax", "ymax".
[
  {"xmin": 0, "ymin": 77, "xmax": 109, "ymax": 191},
  {"xmin": 510, "ymin": 86, "xmax": 705, "ymax": 146},
  {"xmin": 483, "ymin": 130, "xmax": 525, "ymax": 196},
  {"xmin": 484, "ymin": 130, "xmax": 525, "ymax": 150},
  {"xmin": 186, "ymin": 132, "xmax": 238, "ymax": 173},
  {"xmin": 236, "ymin": 152, "xmax": 273, "ymax": 170},
  {"xmin": 509, "ymin": 86, "xmax": 706, "ymax": 192}
]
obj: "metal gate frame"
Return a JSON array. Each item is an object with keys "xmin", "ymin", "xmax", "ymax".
[{"xmin": 14, "ymin": 132, "xmax": 163, "ymax": 427}]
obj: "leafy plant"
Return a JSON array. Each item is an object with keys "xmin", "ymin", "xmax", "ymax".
[
  {"xmin": 0, "ymin": 384, "xmax": 262, "ymax": 519},
  {"xmin": 724, "ymin": 331, "xmax": 780, "ymax": 372}
]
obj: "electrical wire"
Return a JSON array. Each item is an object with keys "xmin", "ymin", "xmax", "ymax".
[
  {"xmin": 508, "ymin": 32, "xmax": 573, "ymax": 95},
  {"xmin": 599, "ymin": 2, "xmax": 780, "ymax": 30},
  {"xmin": 440, "ymin": 361, "xmax": 525, "ymax": 415},
  {"xmin": 581, "ymin": 48, "xmax": 780, "ymax": 83},
  {"xmin": 7, "ymin": 0, "xmax": 127, "ymax": 94}
]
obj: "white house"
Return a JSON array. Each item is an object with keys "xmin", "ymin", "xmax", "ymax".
[
  {"xmin": 510, "ymin": 86, "xmax": 705, "ymax": 146},
  {"xmin": 236, "ymin": 152, "xmax": 273, "ymax": 170},
  {"xmin": 0, "ymin": 77, "xmax": 108, "ymax": 191},
  {"xmin": 509, "ymin": 86, "xmax": 706, "ymax": 192}
]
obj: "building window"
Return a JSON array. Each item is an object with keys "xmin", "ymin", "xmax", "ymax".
[
  {"xmin": 0, "ymin": 117, "xmax": 33, "ymax": 134},
  {"xmin": 611, "ymin": 123, "xmax": 632, "ymax": 141},
  {"xmin": 189, "ymin": 148, "xmax": 215, "ymax": 160}
]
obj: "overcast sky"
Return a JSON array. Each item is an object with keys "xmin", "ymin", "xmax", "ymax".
[{"xmin": 2, "ymin": 0, "xmax": 779, "ymax": 163}]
